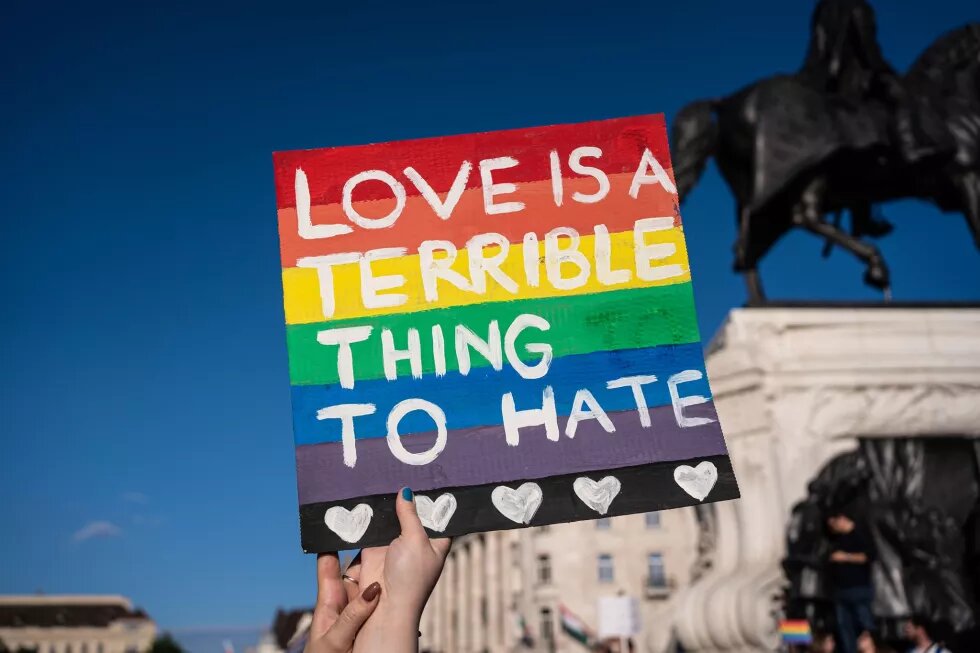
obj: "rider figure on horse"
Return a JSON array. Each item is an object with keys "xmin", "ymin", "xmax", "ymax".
[{"xmin": 801, "ymin": 0, "xmax": 957, "ymax": 237}]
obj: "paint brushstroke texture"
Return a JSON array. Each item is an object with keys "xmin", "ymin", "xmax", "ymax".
[{"xmin": 272, "ymin": 114, "xmax": 737, "ymax": 551}]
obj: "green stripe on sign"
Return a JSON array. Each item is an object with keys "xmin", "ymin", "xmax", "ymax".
[{"xmin": 285, "ymin": 282, "xmax": 700, "ymax": 386}]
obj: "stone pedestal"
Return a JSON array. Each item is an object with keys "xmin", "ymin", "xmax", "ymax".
[{"xmin": 671, "ymin": 305, "xmax": 980, "ymax": 653}]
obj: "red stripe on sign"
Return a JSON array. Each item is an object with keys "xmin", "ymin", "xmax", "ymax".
[{"xmin": 272, "ymin": 114, "xmax": 670, "ymax": 209}]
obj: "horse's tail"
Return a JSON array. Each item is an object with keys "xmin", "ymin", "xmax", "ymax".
[{"xmin": 671, "ymin": 99, "xmax": 719, "ymax": 202}]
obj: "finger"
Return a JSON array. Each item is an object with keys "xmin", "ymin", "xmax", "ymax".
[
  {"xmin": 395, "ymin": 487, "xmax": 428, "ymax": 541},
  {"xmin": 357, "ymin": 546, "xmax": 387, "ymax": 590},
  {"xmin": 315, "ymin": 553, "xmax": 347, "ymax": 615},
  {"xmin": 342, "ymin": 553, "xmax": 362, "ymax": 602},
  {"xmin": 341, "ymin": 550, "xmax": 362, "ymax": 603},
  {"xmin": 322, "ymin": 581, "xmax": 382, "ymax": 650},
  {"xmin": 431, "ymin": 537, "xmax": 452, "ymax": 560}
]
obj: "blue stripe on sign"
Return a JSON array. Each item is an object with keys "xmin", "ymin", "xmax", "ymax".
[{"xmin": 290, "ymin": 342, "xmax": 711, "ymax": 446}]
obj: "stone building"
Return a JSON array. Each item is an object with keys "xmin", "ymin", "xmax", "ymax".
[
  {"xmin": 0, "ymin": 595, "xmax": 155, "ymax": 653},
  {"xmin": 419, "ymin": 507, "xmax": 698, "ymax": 653}
]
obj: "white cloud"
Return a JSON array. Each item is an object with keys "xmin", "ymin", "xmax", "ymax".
[
  {"xmin": 122, "ymin": 491, "xmax": 149, "ymax": 504},
  {"xmin": 72, "ymin": 520, "xmax": 122, "ymax": 542}
]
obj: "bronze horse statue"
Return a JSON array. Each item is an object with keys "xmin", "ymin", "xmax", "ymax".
[{"xmin": 671, "ymin": 23, "xmax": 980, "ymax": 303}]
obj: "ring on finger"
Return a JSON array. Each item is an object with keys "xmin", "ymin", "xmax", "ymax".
[{"xmin": 341, "ymin": 574, "xmax": 359, "ymax": 584}]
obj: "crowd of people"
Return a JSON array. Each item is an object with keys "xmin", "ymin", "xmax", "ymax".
[{"xmin": 794, "ymin": 511, "xmax": 953, "ymax": 653}]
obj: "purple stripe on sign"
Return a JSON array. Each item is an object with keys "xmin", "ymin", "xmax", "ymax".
[{"xmin": 295, "ymin": 401, "xmax": 727, "ymax": 503}]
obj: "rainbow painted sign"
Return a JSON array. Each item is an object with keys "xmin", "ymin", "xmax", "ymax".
[{"xmin": 273, "ymin": 115, "xmax": 739, "ymax": 551}]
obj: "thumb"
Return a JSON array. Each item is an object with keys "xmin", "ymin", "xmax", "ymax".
[
  {"xmin": 321, "ymin": 582, "xmax": 381, "ymax": 651},
  {"xmin": 395, "ymin": 487, "xmax": 428, "ymax": 541}
]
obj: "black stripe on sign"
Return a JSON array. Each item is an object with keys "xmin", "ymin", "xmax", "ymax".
[{"xmin": 298, "ymin": 454, "xmax": 738, "ymax": 552}]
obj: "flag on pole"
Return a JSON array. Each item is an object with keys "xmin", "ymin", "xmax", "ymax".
[
  {"xmin": 559, "ymin": 603, "xmax": 595, "ymax": 647},
  {"xmin": 514, "ymin": 612, "xmax": 534, "ymax": 648}
]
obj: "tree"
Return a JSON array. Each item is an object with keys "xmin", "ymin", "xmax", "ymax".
[{"xmin": 146, "ymin": 634, "xmax": 185, "ymax": 653}]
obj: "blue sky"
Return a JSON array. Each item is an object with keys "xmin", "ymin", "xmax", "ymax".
[{"xmin": 2, "ymin": 0, "xmax": 978, "ymax": 644}]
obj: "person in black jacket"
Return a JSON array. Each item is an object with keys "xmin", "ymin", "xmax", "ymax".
[{"xmin": 828, "ymin": 509, "xmax": 876, "ymax": 653}]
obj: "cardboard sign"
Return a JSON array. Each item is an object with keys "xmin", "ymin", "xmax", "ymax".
[{"xmin": 273, "ymin": 115, "xmax": 738, "ymax": 552}]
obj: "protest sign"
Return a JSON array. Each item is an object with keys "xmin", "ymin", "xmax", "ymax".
[
  {"xmin": 273, "ymin": 115, "xmax": 739, "ymax": 551},
  {"xmin": 597, "ymin": 596, "xmax": 641, "ymax": 640}
]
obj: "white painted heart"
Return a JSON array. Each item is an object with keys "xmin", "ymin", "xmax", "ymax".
[
  {"xmin": 673, "ymin": 461, "xmax": 718, "ymax": 501},
  {"xmin": 324, "ymin": 504, "xmax": 373, "ymax": 543},
  {"xmin": 491, "ymin": 482, "xmax": 543, "ymax": 524},
  {"xmin": 573, "ymin": 476, "xmax": 622, "ymax": 515},
  {"xmin": 416, "ymin": 493, "xmax": 457, "ymax": 532}
]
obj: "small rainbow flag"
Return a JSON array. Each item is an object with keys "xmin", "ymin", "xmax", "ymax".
[{"xmin": 779, "ymin": 619, "xmax": 812, "ymax": 644}]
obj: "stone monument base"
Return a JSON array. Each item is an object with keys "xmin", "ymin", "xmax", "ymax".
[{"xmin": 669, "ymin": 304, "xmax": 980, "ymax": 653}]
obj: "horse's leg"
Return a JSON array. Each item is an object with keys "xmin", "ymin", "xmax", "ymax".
[
  {"xmin": 792, "ymin": 178, "xmax": 891, "ymax": 293},
  {"xmin": 735, "ymin": 205, "xmax": 766, "ymax": 304},
  {"xmin": 733, "ymin": 205, "xmax": 751, "ymax": 271},
  {"xmin": 803, "ymin": 218, "xmax": 891, "ymax": 292},
  {"xmin": 744, "ymin": 267, "xmax": 765, "ymax": 305},
  {"xmin": 957, "ymin": 171, "xmax": 980, "ymax": 249},
  {"xmin": 821, "ymin": 210, "xmax": 843, "ymax": 258}
]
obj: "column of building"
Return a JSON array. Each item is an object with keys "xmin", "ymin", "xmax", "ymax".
[
  {"xmin": 443, "ymin": 548, "xmax": 457, "ymax": 652},
  {"xmin": 485, "ymin": 531, "xmax": 500, "ymax": 652},
  {"xmin": 440, "ymin": 554, "xmax": 452, "ymax": 653},
  {"xmin": 470, "ymin": 535, "xmax": 486, "ymax": 652},
  {"xmin": 458, "ymin": 540, "xmax": 472, "ymax": 651},
  {"xmin": 503, "ymin": 531, "xmax": 516, "ymax": 649}
]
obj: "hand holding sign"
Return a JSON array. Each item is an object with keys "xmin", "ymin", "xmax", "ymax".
[
  {"xmin": 340, "ymin": 489, "xmax": 451, "ymax": 653},
  {"xmin": 273, "ymin": 115, "xmax": 739, "ymax": 551}
]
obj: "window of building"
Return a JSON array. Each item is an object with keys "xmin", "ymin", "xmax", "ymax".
[
  {"xmin": 537, "ymin": 553, "xmax": 552, "ymax": 584},
  {"xmin": 597, "ymin": 553, "xmax": 614, "ymax": 582},
  {"xmin": 647, "ymin": 553, "xmax": 667, "ymax": 587},
  {"xmin": 595, "ymin": 517, "xmax": 611, "ymax": 530},
  {"xmin": 65, "ymin": 645, "xmax": 72, "ymax": 653},
  {"xmin": 97, "ymin": 645, "xmax": 104, "ymax": 653},
  {"xmin": 81, "ymin": 644, "xmax": 89, "ymax": 653},
  {"xmin": 645, "ymin": 511, "xmax": 661, "ymax": 528},
  {"xmin": 540, "ymin": 607, "xmax": 554, "ymax": 644},
  {"xmin": 481, "ymin": 597, "xmax": 488, "ymax": 626}
]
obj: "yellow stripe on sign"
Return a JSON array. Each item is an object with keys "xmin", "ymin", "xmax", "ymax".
[{"xmin": 282, "ymin": 224, "xmax": 691, "ymax": 324}]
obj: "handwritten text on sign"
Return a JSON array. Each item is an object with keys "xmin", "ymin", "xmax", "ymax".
[{"xmin": 274, "ymin": 115, "xmax": 736, "ymax": 550}]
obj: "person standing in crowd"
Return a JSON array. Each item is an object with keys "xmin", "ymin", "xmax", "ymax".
[
  {"xmin": 827, "ymin": 510, "xmax": 876, "ymax": 653},
  {"xmin": 904, "ymin": 615, "xmax": 952, "ymax": 653},
  {"xmin": 812, "ymin": 631, "xmax": 837, "ymax": 652}
]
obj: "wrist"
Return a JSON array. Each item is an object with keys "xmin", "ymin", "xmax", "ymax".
[
  {"xmin": 352, "ymin": 602, "xmax": 421, "ymax": 653},
  {"xmin": 375, "ymin": 599, "xmax": 423, "ymax": 634}
]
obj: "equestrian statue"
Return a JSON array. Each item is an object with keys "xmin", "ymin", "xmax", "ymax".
[{"xmin": 671, "ymin": 0, "xmax": 980, "ymax": 303}]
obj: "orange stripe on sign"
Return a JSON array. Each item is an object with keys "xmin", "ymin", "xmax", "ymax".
[{"xmin": 276, "ymin": 171, "xmax": 679, "ymax": 267}]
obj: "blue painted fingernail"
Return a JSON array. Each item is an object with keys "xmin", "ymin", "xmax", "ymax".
[{"xmin": 402, "ymin": 487, "xmax": 414, "ymax": 501}]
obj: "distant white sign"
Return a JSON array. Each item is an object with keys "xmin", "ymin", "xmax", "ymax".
[{"xmin": 597, "ymin": 596, "xmax": 640, "ymax": 639}]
